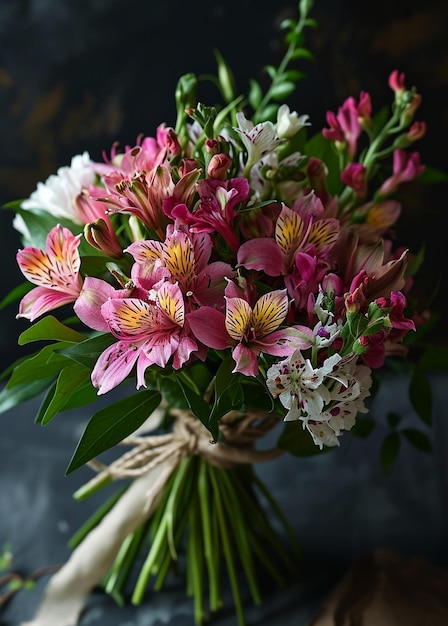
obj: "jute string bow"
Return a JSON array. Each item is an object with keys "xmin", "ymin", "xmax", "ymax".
[{"xmin": 22, "ymin": 407, "xmax": 283, "ymax": 626}]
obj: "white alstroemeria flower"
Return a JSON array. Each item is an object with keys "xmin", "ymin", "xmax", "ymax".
[
  {"xmin": 234, "ymin": 112, "xmax": 283, "ymax": 171},
  {"xmin": 306, "ymin": 421, "xmax": 340, "ymax": 448},
  {"xmin": 266, "ymin": 350, "xmax": 342, "ymax": 422},
  {"xmin": 276, "ymin": 104, "xmax": 310, "ymax": 139},
  {"xmin": 14, "ymin": 152, "xmax": 96, "ymax": 239},
  {"xmin": 307, "ymin": 362, "xmax": 372, "ymax": 449}
]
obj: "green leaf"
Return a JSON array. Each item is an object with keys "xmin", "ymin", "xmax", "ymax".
[
  {"xmin": 214, "ymin": 355, "xmax": 234, "ymax": 399},
  {"xmin": 387, "ymin": 412, "xmax": 401, "ymax": 430},
  {"xmin": 0, "ymin": 376, "xmax": 56, "ymax": 415},
  {"xmin": 177, "ymin": 378, "xmax": 218, "ymax": 442},
  {"xmin": 419, "ymin": 346, "xmax": 448, "ymax": 372},
  {"xmin": 248, "ymin": 79, "xmax": 263, "ymax": 110},
  {"xmin": 6, "ymin": 207, "xmax": 80, "ymax": 249},
  {"xmin": 214, "ymin": 49, "xmax": 236, "ymax": 103},
  {"xmin": 0, "ymin": 282, "xmax": 33, "ymax": 309},
  {"xmin": 277, "ymin": 421, "xmax": 330, "ymax": 456},
  {"xmin": 3, "ymin": 198, "xmax": 26, "ymax": 211},
  {"xmin": 40, "ymin": 363, "xmax": 91, "ymax": 425},
  {"xmin": 263, "ymin": 64, "xmax": 277, "ymax": 80},
  {"xmin": 283, "ymin": 69, "xmax": 305, "ymax": 82},
  {"xmin": 409, "ymin": 368, "xmax": 432, "ymax": 425},
  {"xmin": 269, "ymin": 81, "xmax": 296, "ymax": 101},
  {"xmin": 60, "ymin": 381, "xmax": 99, "ymax": 411},
  {"xmin": 18, "ymin": 316, "xmax": 86, "ymax": 345},
  {"xmin": 351, "ymin": 416, "xmax": 375, "ymax": 438},
  {"xmin": 290, "ymin": 48, "xmax": 313, "ymax": 60},
  {"xmin": 60, "ymin": 333, "xmax": 116, "ymax": 369},
  {"xmin": 380, "ymin": 431, "xmax": 401, "ymax": 474},
  {"xmin": 7, "ymin": 342, "xmax": 73, "ymax": 388},
  {"xmin": 417, "ymin": 166, "xmax": 448, "ymax": 184},
  {"xmin": 401, "ymin": 428, "xmax": 432, "ymax": 453},
  {"xmin": 304, "ymin": 132, "xmax": 342, "ymax": 195},
  {"xmin": 66, "ymin": 389, "xmax": 162, "ymax": 474}
]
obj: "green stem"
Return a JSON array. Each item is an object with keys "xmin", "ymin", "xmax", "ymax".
[
  {"xmin": 68, "ymin": 484, "xmax": 129, "ymax": 549},
  {"xmin": 208, "ymin": 463, "xmax": 246, "ymax": 626},
  {"xmin": 254, "ymin": 1, "xmax": 313, "ymax": 123},
  {"xmin": 198, "ymin": 459, "xmax": 221, "ymax": 612},
  {"xmin": 216, "ymin": 468, "xmax": 262, "ymax": 605}
]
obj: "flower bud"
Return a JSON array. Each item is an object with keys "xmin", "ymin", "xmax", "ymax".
[
  {"xmin": 84, "ymin": 219, "xmax": 123, "ymax": 258},
  {"xmin": 207, "ymin": 153, "xmax": 231, "ymax": 180},
  {"xmin": 276, "ymin": 104, "xmax": 310, "ymax": 139}
]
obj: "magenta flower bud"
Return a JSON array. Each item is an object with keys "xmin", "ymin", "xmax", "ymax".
[
  {"xmin": 388, "ymin": 70, "xmax": 406, "ymax": 95},
  {"xmin": 340, "ymin": 162, "xmax": 368, "ymax": 197},
  {"xmin": 406, "ymin": 121, "xmax": 426, "ymax": 143},
  {"xmin": 205, "ymin": 139, "xmax": 219, "ymax": 154},
  {"xmin": 207, "ymin": 153, "xmax": 231, "ymax": 180}
]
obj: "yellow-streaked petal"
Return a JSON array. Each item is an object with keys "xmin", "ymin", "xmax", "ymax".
[
  {"xmin": 275, "ymin": 207, "xmax": 304, "ymax": 264},
  {"xmin": 225, "ymin": 297, "xmax": 251, "ymax": 341},
  {"xmin": 307, "ymin": 219, "xmax": 339, "ymax": 251},
  {"xmin": 163, "ymin": 236, "xmax": 196, "ymax": 289},
  {"xmin": 111, "ymin": 299, "xmax": 154, "ymax": 335},
  {"xmin": 251, "ymin": 290, "xmax": 288, "ymax": 338},
  {"xmin": 157, "ymin": 281, "xmax": 184, "ymax": 326}
]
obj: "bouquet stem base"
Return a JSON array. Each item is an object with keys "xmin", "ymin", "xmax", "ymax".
[{"xmin": 72, "ymin": 456, "xmax": 300, "ymax": 626}]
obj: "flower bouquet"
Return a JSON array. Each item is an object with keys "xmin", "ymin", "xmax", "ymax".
[{"xmin": 0, "ymin": 0, "xmax": 443, "ymax": 624}]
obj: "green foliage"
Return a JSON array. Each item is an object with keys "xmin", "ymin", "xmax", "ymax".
[
  {"xmin": 18, "ymin": 315, "xmax": 86, "ymax": 345},
  {"xmin": 66, "ymin": 389, "xmax": 162, "ymax": 474},
  {"xmin": 409, "ymin": 367, "xmax": 432, "ymax": 425},
  {"xmin": 37, "ymin": 363, "xmax": 92, "ymax": 425},
  {"xmin": 277, "ymin": 421, "xmax": 330, "ymax": 457},
  {"xmin": 61, "ymin": 333, "xmax": 117, "ymax": 369},
  {"xmin": 380, "ymin": 431, "xmax": 401, "ymax": 474}
]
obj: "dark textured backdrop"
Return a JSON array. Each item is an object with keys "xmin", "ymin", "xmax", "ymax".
[{"xmin": 1, "ymin": 0, "xmax": 447, "ymax": 364}]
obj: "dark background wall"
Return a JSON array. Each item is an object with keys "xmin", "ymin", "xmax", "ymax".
[{"xmin": 1, "ymin": 0, "xmax": 447, "ymax": 366}]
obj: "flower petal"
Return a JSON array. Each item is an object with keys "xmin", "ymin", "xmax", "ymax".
[
  {"xmin": 237, "ymin": 238, "xmax": 283, "ymax": 276},
  {"xmin": 225, "ymin": 297, "xmax": 251, "ymax": 341},
  {"xmin": 92, "ymin": 340, "xmax": 141, "ymax": 395},
  {"xmin": 251, "ymin": 290, "xmax": 288, "ymax": 338}
]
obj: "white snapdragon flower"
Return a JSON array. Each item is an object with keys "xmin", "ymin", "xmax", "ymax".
[
  {"xmin": 14, "ymin": 152, "xmax": 96, "ymax": 239},
  {"xmin": 276, "ymin": 104, "xmax": 310, "ymax": 139}
]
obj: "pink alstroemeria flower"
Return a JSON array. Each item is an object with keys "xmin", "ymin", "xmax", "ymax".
[
  {"xmin": 165, "ymin": 177, "xmax": 250, "ymax": 254},
  {"xmin": 379, "ymin": 150, "xmax": 425, "ymax": 196},
  {"xmin": 16, "ymin": 224, "xmax": 82, "ymax": 321},
  {"xmin": 322, "ymin": 97, "xmax": 362, "ymax": 158},
  {"xmin": 188, "ymin": 289, "xmax": 313, "ymax": 376},
  {"xmin": 340, "ymin": 162, "xmax": 368, "ymax": 197},
  {"xmin": 238, "ymin": 194, "xmax": 339, "ymax": 277},
  {"xmin": 88, "ymin": 280, "xmax": 199, "ymax": 394},
  {"xmin": 126, "ymin": 225, "xmax": 235, "ymax": 311}
]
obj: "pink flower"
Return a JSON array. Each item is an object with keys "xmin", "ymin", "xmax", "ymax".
[
  {"xmin": 379, "ymin": 150, "xmax": 425, "ymax": 196},
  {"xmin": 188, "ymin": 289, "xmax": 313, "ymax": 376},
  {"xmin": 340, "ymin": 163, "xmax": 368, "ymax": 197},
  {"xmin": 388, "ymin": 70, "xmax": 407, "ymax": 96},
  {"xmin": 126, "ymin": 225, "xmax": 234, "ymax": 311},
  {"xmin": 165, "ymin": 177, "xmax": 250, "ymax": 254},
  {"xmin": 16, "ymin": 225, "xmax": 82, "ymax": 321},
  {"xmin": 89, "ymin": 281, "xmax": 199, "ymax": 394},
  {"xmin": 322, "ymin": 97, "xmax": 362, "ymax": 158}
]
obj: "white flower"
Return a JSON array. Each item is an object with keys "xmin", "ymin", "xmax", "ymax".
[
  {"xmin": 276, "ymin": 104, "xmax": 310, "ymax": 139},
  {"xmin": 266, "ymin": 349, "xmax": 342, "ymax": 422},
  {"xmin": 234, "ymin": 112, "xmax": 283, "ymax": 171},
  {"xmin": 14, "ymin": 152, "xmax": 96, "ymax": 239},
  {"xmin": 267, "ymin": 348, "xmax": 373, "ymax": 450}
]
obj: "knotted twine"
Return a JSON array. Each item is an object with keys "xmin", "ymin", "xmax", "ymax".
[{"xmin": 22, "ymin": 407, "xmax": 283, "ymax": 626}]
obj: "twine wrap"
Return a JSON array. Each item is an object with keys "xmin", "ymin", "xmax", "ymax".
[{"xmin": 22, "ymin": 407, "xmax": 283, "ymax": 626}]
